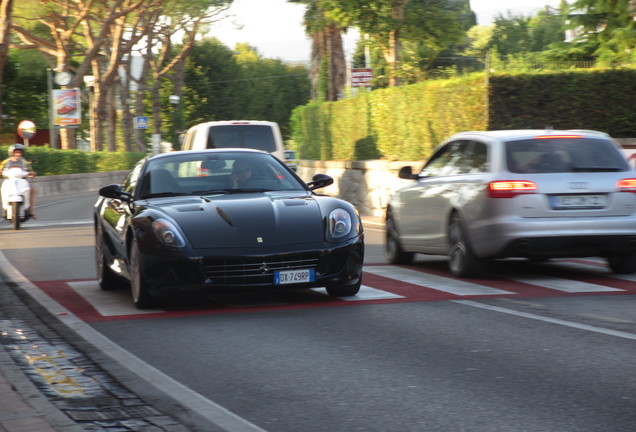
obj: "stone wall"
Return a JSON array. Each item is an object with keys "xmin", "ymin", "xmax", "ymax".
[
  {"xmin": 32, "ymin": 138, "xmax": 636, "ymax": 217},
  {"xmin": 30, "ymin": 171, "xmax": 129, "ymax": 196},
  {"xmin": 297, "ymin": 160, "xmax": 420, "ymax": 217}
]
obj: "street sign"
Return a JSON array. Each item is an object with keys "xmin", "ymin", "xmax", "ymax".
[
  {"xmin": 351, "ymin": 68, "xmax": 373, "ymax": 88},
  {"xmin": 134, "ymin": 116, "xmax": 149, "ymax": 129}
]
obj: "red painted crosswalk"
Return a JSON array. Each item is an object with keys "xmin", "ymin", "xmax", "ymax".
[{"xmin": 34, "ymin": 258, "xmax": 636, "ymax": 322}]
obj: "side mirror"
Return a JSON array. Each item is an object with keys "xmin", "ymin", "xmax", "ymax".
[
  {"xmin": 398, "ymin": 166, "xmax": 419, "ymax": 180},
  {"xmin": 99, "ymin": 184, "xmax": 132, "ymax": 202},
  {"xmin": 307, "ymin": 173, "xmax": 334, "ymax": 191}
]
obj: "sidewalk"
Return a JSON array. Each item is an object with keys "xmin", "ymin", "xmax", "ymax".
[
  {"xmin": 0, "ymin": 214, "xmax": 384, "ymax": 432},
  {"xmin": 0, "ymin": 344, "xmax": 84, "ymax": 432}
]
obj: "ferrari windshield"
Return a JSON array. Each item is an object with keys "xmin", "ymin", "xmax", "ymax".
[{"xmin": 139, "ymin": 151, "xmax": 305, "ymax": 198}]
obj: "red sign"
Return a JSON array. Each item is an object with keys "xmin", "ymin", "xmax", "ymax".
[{"xmin": 351, "ymin": 68, "xmax": 373, "ymax": 88}]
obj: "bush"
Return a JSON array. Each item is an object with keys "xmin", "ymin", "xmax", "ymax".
[{"xmin": 0, "ymin": 146, "xmax": 144, "ymax": 176}]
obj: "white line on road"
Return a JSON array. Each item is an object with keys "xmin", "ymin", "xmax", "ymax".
[
  {"xmin": 508, "ymin": 275, "xmax": 623, "ymax": 293},
  {"xmin": 455, "ymin": 300, "xmax": 636, "ymax": 341},
  {"xmin": 0, "ymin": 219, "xmax": 93, "ymax": 228},
  {"xmin": 363, "ymin": 265, "xmax": 514, "ymax": 296}
]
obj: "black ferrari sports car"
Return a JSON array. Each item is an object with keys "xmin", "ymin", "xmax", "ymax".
[{"xmin": 94, "ymin": 149, "xmax": 364, "ymax": 308}]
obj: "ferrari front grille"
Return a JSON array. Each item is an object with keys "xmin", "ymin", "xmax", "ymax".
[{"xmin": 202, "ymin": 253, "xmax": 320, "ymax": 285}]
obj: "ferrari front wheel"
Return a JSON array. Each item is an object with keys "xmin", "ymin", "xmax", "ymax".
[
  {"xmin": 326, "ymin": 280, "xmax": 361, "ymax": 297},
  {"xmin": 129, "ymin": 238, "xmax": 156, "ymax": 309},
  {"xmin": 95, "ymin": 226, "xmax": 126, "ymax": 291}
]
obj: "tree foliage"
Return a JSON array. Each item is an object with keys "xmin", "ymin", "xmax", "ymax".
[
  {"xmin": 322, "ymin": 0, "xmax": 474, "ymax": 86},
  {"xmin": 183, "ymin": 40, "xmax": 310, "ymax": 138},
  {"xmin": 565, "ymin": 0, "xmax": 636, "ymax": 64}
]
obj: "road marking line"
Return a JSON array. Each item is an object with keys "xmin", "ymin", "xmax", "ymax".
[
  {"xmin": 66, "ymin": 281, "xmax": 162, "ymax": 316},
  {"xmin": 455, "ymin": 300, "xmax": 636, "ymax": 341},
  {"xmin": 0, "ymin": 218, "xmax": 93, "ymax": 228},
  {"xmin": 363, "ymin": 266, "xmax": 514, "ymax": 296},
  {"xmin": 507, "ymin": 275, "xmax": 623, "ymax": 293},
  {"xmin": 312, "ymin": 285, "xmax": 405, "ymax": 301}
]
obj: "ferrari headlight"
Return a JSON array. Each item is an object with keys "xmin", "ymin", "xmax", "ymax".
[
  {"xmin": 328, "ymin": 208, "xmax": 352, "ymax": 239},
  {"xmin": 152, "ymin": 218, "xmax": 186, "ymax": 248}
]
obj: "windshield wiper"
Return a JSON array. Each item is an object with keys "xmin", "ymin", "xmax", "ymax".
[
  {"xmin": 571, "ymin": 166, "xmax": 623, "ymax": 172},
  {"xmin": 192, "ymin": 189, "xmax": 230, "ymax": 195},
  {"xmin": 227, "ymin": 188, "xmax": 272, "ymax": 193},
  {"xmin": 145, "ymin": 192, "xmax": 190, "ymax": 198}
]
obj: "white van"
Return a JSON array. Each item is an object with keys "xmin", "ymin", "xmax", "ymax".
[{"xmin": 181, "ymin": 120, "xmax": 286, "ymax": 162}]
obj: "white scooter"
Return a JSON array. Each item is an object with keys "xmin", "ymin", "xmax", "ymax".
[{"xmin": 1, "ymin": 167, "xmax": 32, "ymax": 230}]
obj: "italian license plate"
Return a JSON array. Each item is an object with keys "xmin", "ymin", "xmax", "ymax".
[
  {"xmin": 275, "ymin": 268, "xmax": 315, "ymax": 285},
  {"xmin": 551, "ymin": 194, "xmax": 606, "ymax": 209}
]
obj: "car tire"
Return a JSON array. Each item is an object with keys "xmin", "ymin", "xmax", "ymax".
[
  {"xmin": 95, "ymin": 230, "xmax": 126, "ymax": 291},
  {"xmin": 448, "ymin": 214, "xmax": 481, "ymax": 278},
  {"xmin": 11, "ymin": 202, "xmax": 21, "ymax": 230},
  {"xmin": 607, "ymin": 252, "xmax": 636, "ymax": 274},
  {"xmin": 385, "ymin": 213, "xmax": 414, "ymax": 264},
  {"xmin": 326, "ymin": 280, "xmax": 361, "ymax": 297},
  {"xmin": 130, "ymin": 237, "xmax": 157, "ymax": 309}
]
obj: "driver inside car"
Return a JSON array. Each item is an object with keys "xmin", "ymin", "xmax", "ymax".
[
  {"xmin": 230, "ymin": 160, "xmax": 253, "ymax": 188},
  {"xmin": 0, "ymin": 144, "xmax": 37, "ymax": 218}
]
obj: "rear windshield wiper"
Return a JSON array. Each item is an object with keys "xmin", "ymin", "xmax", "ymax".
[{"xmin": 571, "ymin": 166, "xmax": 623, "ymax": 172}]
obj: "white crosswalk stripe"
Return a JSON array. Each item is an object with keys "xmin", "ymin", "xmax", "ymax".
[
  {"xmin": 312, "ymin": 286, "xmax": 404, "ymax": 301},
  {"xmin": 507, "ymin": 275, "xmax": 622, "ymax": 293},
  {"xmin": 363, "ymin": 265, "xmax": 514, "ymax": 296}
]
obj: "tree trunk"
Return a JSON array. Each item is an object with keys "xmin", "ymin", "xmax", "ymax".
[
  {"xmin": 118, "ymin": 77, "xmax": 134, "ymax": 152},
  {"xmin": 134, "ymin": 56, "xmax": 151, "ymax": 152},
  {"xmin": 106, "ymin": 84, "xmax": 117, "ymax": 152},
  {"xmin": 310, "ymin": 23, "xmax": 346, "ymax": 101},
  {"xmin": 92, "ymin": 86, "xmax": 106, "ymax": 152},
  {"xmin": 0, "ymin": 0, "xmax": 13, "ymax": 133},
  {"xmin": 386, "ymin": 28, "xmax": 401, "ymax": 87}
]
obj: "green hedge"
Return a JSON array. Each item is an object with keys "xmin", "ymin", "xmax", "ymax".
[
  {"xmin": 0, "ymin": 146, "xmax": 144, "ymax": 176},
  {"xmin": 488, "ymin": 69, "xmax": 636, "ymax": 137},
  {"xmin": 292, "ymin": 69, "xmax": 636, "ymax": 161},
  {"xmin": 292, "ymin": 74, "xmax": 488, "ymax": 161}
]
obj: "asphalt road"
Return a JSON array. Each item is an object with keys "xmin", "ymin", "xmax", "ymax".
[{"xmin": 2, "ymin": 192, "xmax": 636, "ymax": 432}]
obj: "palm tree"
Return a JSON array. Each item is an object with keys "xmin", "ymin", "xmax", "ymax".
[{"xmin": 291, "ymin": 0, "xmax": 346, "ymax": 101}]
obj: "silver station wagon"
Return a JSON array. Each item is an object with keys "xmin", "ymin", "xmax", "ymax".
[{"xmin": 385, "ymin": 130, "xmax": 636, "ymax": 277}]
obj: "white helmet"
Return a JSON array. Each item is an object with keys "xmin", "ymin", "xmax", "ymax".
[{"xmin": 8, "ymin": 143, "xmax": 25, "ymax": 157}]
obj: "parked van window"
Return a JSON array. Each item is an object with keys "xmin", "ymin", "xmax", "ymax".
[
  {"xmin": 208, "ymin": 125, "xmax": 277, "ymax": 153},
  {"xmin": 181, "ymin": 120, "xmax": 286, "ymax": 162}
]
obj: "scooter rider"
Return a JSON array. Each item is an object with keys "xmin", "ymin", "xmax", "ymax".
[{"xmin": 0, "ymin": 144, "xmax": 36, "ymax": 218}]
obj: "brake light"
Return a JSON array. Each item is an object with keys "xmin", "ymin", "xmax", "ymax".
[
  {"xmin": 533, "ymin": 135, "xmax": 584, "ymax": 139},
  {"xmin": 617, "ymin": 178, "xmax": 636, "ymax": 192},
  {"xmin": 488, "ymin": 180, "xmax": 538, "ymax": 198}
]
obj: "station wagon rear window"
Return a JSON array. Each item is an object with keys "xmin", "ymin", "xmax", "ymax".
[{"xmin": 506, "ymin": 138, "xmax": 629, "ymax": 174}]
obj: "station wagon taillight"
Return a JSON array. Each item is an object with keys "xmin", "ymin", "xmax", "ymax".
[
  {"xmin": 617, "ymin": 178, "xmax": 636, "ymax": 192},
  {"xmin": 488, "ymin": 180, "xmax": 538, "ymax": 198}
]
